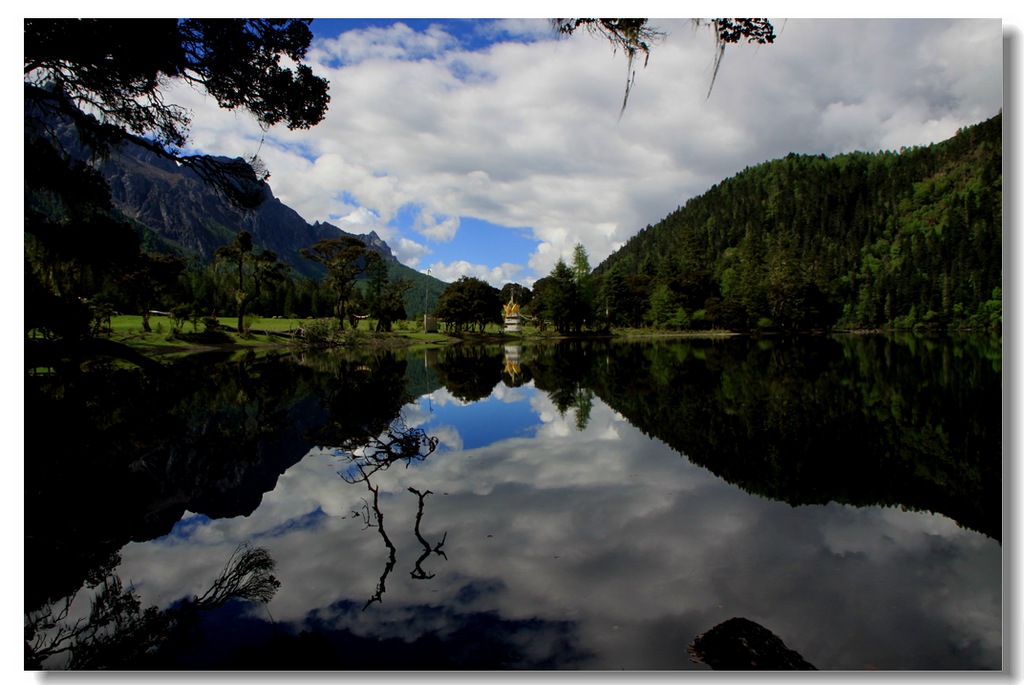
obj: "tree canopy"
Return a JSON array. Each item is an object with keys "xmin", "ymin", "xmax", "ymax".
[
  {"xmin": 434, "ymin": 277, "xmax": 502, "ymax": 334},
  {"xmin": 365, "ymin": 252, "xmax": 413, "ymax": 332},
  {"xmin": 24, "ymin": 18, "xmax": 330, "ymax": 207},
  {"xmin": 216, "ymin": 230, "xmax": 286, "ymax": 333},
  {"xmin": 300, "ymin": 235, "xmax": 370, "ymax": 327}
]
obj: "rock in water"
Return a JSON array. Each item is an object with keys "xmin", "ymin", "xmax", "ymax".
[{"xmin": 689, "ymin": 617, "xmax": 816, "ymax": 670}]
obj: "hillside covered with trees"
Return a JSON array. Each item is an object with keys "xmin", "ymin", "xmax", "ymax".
[{"xmin": 591, "ymin": 113, "xmax": 1002, "ymax": 333}]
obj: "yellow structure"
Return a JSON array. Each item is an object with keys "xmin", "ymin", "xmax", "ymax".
[
  {"xmin": 503, "ymin": 297, "xmax": 522, "ymax": 333},
  {"xmin": 503, "ymin": 344, "xmax": 522, "ymax": 379}
]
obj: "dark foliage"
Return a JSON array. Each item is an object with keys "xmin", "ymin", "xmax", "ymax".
[
  {"xmin": 24, "ymin": 18, "xmax": 334, "ymax": 374},
  {"xmin": 300, "ymin": 235, "xmax": 371, "ymax": 327},
  {"xmin": 582, "ymin": 336, "xmax": 1002, "ymax": 541},
  {"xmin": 25, "ymin": 19, "xmax": 329, "ymax": 208},
  {"xmin": 594, "ymin": 114, "xmax": 1002, "ymax": 332},
  {"xmin": 26, "ymin": 543, "xmax": 280, "ymax": 669},
  {"xmin": 25, "ymin": 19, "xmax": 329, "ymax": 141},
  {"xmin": 434, "ymin": 276, "xmax": 502, "ymax": 334}
]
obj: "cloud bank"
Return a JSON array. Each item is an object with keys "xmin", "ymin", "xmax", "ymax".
[{"xmin": 173, "ymin": 18, "xmax": 1003, "ymax": 285}]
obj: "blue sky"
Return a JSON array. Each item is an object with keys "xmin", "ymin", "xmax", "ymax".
[
  {"xmin": 309, "ymin": 19, "xmax": 539, "ymax": 56},
  {"xmin": 163, "ymin": 16, "xmax": 1004, "ymax": 287},
  {"xmin": 414, "ymin": 386, "xmax": 541, "ymax": 451}
]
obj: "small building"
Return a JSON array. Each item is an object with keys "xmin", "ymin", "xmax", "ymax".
[{"xmin": 503, "ymin": 298, "xmax": 522, "ymax": 333}]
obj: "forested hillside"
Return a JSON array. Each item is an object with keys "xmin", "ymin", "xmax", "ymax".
[{"xmin": 594, "ymin": 113, "xmax": 1002, "ymax": 331}]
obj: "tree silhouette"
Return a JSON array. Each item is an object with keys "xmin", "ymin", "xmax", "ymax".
[
  {"xmin": 328, "ymin": 417, "xmax": 442, "ymax": 610},
  {"xmin": 535, "ymin": 259, "xmax": 581, "ymax": 334},
  {"xmin": 25, "ymin": 19, "xmax": 330, "ymax": 206},
  {"xmin": 300, "ymin": 235, "xmax": 369, "ymax": 328},
  {"xmin": 434, "ymin": 276, "xmax": 502, "ymax": 334},
  {"xmin": 119, "ymin": 253, "xmax": 186, "ymax": 333},
  {"xmin": 408, "ymin": 487, "xmax": 447, "ymax": 581},
  {"xmin": 24, "ymin": 18, "xmax": 332, "ymax": 376},
  {"xmin": 26, "ymin": 543, "xmax": 280, "ymax": 669},
  {"xmin": 216, "ymin": 230, "xmax": 286, "ymax": 333},
  {"xmin": 365, "ymin": 252, "xmax": 413, "ymax": 332}
]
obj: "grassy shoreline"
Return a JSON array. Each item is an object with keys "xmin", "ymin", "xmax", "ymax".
[
  {"xmin": 60, "ymin": 315, "xmax": 992, "ymax": 360},
  {"xmin": 85, "ymin": 315, "xmax": 738, "ymax": 355},
  {"xmin": 91, "ymin": 315, "xmax": 559, "ymax": 352}
]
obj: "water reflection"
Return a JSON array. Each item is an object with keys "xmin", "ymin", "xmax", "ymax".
[
  {"xmin": 25, "ymin": 348, "xmax": 419, "ymax": 614},
  {"xmin": 479, "ymin": 335, "xmax": 1001, "ymax": 541},
  {"xmin": 689, "ymin": 617, "xmax": 817, "ymax": 670},
  {"xmin": 502, "ymin": 344, "xmax": 523, "ymax": 386},
  {"xmin": 26, "ymin": 543, "xmax": 281, "ymax": 669},
  {"xmin": 408, "ymin": 487, "xmax": 448, "ymax": 581},
  {"xmin": 323, "ymin": 420, "xmax": 442, "ymax": 609},
  {"xmin": 25, "ymin": 335, "xmax": 1002, "ymax": 670}
]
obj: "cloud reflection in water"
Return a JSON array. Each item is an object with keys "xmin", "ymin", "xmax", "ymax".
[{"xmin": 115, "ymin": 380, "xmax": 1001, "ymax": 670}]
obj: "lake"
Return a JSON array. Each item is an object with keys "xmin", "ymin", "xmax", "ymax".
[{"xmin": 24, "ymin": 334, "xmax": 1003, "ymax": 670}]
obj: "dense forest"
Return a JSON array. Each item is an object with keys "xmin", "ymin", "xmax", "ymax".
[{"xmin": 591, "ymin": 113, "xmax": 1002, "ymax": 332}]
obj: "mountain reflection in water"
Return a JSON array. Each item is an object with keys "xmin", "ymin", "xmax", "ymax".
[{"xmin": 25, "ymin": 335, "xmax": 1002, "ymax": 670}]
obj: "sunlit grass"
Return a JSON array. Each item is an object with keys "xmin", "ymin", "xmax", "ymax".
[
  {"xmin": 103, "ymin": 314, "xmax": 456, "ymax": 349},
  {"xmin": 90, "ymin": 315, "xmax": 579, "ymax": 352},
  {"xmin": 104, "ymin": 314, "xmax": 297, "ymax": 348}
]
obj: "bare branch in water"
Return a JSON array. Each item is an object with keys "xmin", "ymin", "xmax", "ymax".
[{"xmin": 409, "ymin": 487, "xmax": 447, "ymax": 580}]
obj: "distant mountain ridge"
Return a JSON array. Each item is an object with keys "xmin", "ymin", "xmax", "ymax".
[
  {"xmin": 29, "ymin": 100, "xmax": 448, "ymax": 316},
  {"xmin": 97, "ymin": 140, "xmax": 397, "ymax": 280}
]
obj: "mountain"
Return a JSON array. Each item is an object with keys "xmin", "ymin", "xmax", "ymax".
[
  {"xmin": 593, "ymin": 113, "xmax": 1002, "ymax": 331},
  {"xmin": 96, "ymin": 141, "xmax": 397, "ymax": 280},
  {"xmin": 30, "ymin": 97, "xmax": 442, "ymax": 294},
  {"xmin": 27, "ymin": 97, "xmax": 451, "ymax": 318}
]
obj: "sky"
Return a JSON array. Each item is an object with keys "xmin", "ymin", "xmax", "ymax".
[{"xmin": 158, "ymin": 13, "xmax": 1006, "ymax": 287}]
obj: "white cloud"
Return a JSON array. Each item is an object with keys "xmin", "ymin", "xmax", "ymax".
[
  {"xmin": 479, "ymin": 18, "xmax": 556, "ymax": 42},
  {"xmin": 172, "ymin": 18, "xmax": 1003, "ymax": 284},
  {"xmin": 394, "ymin": 237, "xmax": 431, "ymax": 267},
  {"xmin": 330, "ymin": 205, "xmax": 383, "ymax": 232},
  {"xmin": 415, "ymin": 212, "xmax": 459, "ymax": 242},
  {"xmin": 310, "ymin": 21, "xmax": 460, "ymax": 66},
  {"xmin": 112, "ymin": 384, "xmax": 1002, "ymax": 669},
  {"xmin": 424, "ymin": 259, "xmax": 524, "ymax": 287}
]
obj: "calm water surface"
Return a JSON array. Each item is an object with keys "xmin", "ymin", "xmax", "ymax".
[{"xmin": 25, "ymin": 335, "xmax": 1002, "ymax": 670}]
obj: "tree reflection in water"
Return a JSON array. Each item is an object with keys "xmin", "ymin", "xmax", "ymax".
[
  {"xmin": 328, "ymin": 416, "xmax": 445, "ymax": 609},
  {"xmin": 25, "ymin": 543, "xmax": 280, "ymax": 669},
  {"xmin": 409, "ymin": 486, "xmax": 448, "ymax": 580},
  {"xmin": 24, "ymin": 335, "xmax": 1001, "ymax": 670},
  {"xmin": 25, "ymin": 347, "xmax": 444, "ymax": 665},
  {"xmin": 485, "ymin": 335, "xmax": 1001, "ymax": 541}
]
